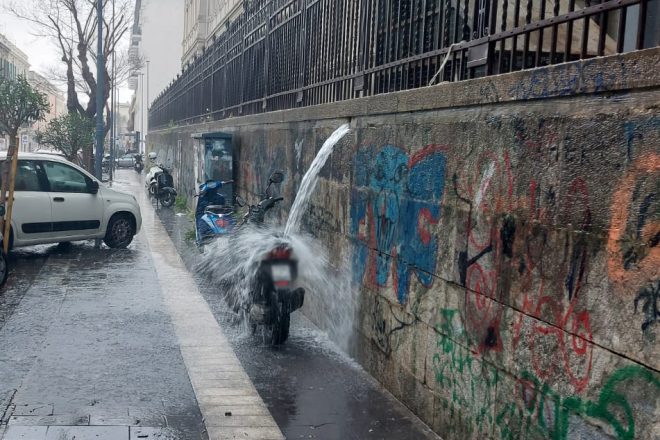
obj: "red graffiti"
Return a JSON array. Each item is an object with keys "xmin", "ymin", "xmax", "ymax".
[{"xmin": 457, "ymin": 147, "xmax": 594, "ymax": 393}]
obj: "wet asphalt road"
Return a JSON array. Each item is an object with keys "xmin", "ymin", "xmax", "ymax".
[{"xmin": 0, "ymin": 169, "xmax": 439, "ymax": 440}]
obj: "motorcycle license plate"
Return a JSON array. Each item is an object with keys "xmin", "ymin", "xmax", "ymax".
[{"xmin": 271, "ymin": 264, "xmax": 291, "ymax": 282}]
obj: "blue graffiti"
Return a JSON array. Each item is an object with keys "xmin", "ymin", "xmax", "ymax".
[{"xmin": 351, "ymin": 145, "xmax": 447, "ymax": 304}]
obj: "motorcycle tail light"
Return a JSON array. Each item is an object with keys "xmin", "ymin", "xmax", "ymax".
[
  {"xmin": 268, "ymin": 246, "xmax": 291, "ymax": 260},
  {"xmin": 215, "ymin": 218, "xmax": 229, "ymax": 228}
]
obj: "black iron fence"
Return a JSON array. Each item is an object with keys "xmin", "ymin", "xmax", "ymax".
[{"xmin": 150, "ymin": 0, "xmax": 658, "ymax": 128}]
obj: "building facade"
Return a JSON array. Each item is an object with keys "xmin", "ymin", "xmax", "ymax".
[
  {"xmin": 0, "ymin": 33, "xmax": 29, "ymax": 81},
  {"xmin": 0, "ymin": 33, "xmax": 30, "ymax": 151},
  {"xmin": 19, "ymin": 71, "xmax": 67, "ymax": 152},
  {"xmin": 129, "ymin": 0, "xmax": 184, "ymax": 152},
  {"xmin": 182, "ymin": 0, "xmax": 242, "ymax": 67}
]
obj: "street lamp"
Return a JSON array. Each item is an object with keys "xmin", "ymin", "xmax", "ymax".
[{"xmin": 139, "ymin": 72, "xmax": 145, "ymax": 154}]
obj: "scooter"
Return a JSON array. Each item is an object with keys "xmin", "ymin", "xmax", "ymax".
[
  {"xmin": 195, "ymin": 180, "xmax": 236, "ymax": 247},
  {"xmin": 145, "ymin": 152, "xmax": 162, "ymax": 195},
  {"xmin": 153, "ymin": 165, "xmax": 177, "ymax": 208},
  {"xmin": 134, "ymin": 154, "xmax": 144, "ymax": 173},
  {"xmin": 101, "ymin": 154, "xmax": 111, "ymax": 175},
  {"xmin": 235, "ymin": 171, "xmax": 304, "ymax": 345}
]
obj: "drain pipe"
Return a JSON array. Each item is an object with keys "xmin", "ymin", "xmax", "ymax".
[{"xmin": 428, "ymin": 43, "xmax": 460, "ymax": 86}]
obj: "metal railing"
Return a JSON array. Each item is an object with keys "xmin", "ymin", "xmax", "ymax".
[{"xmin": 150, "ymin": 0, "xmax": 658, "ymax": 129}]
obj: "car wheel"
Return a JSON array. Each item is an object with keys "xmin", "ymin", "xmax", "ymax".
[
  {"xmin": 103, "ymin": 214, "xmax": 135, "ymax": 249},
  {"xmin": 0, "ymin": 250, "xmax": 9, "ymax": 287}
]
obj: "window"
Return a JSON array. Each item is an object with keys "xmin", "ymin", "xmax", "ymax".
[
  {"xmin": 15, "ymin": 161, "xmax": 43, "ymax": 191},
  {"xmin": 42, "ymin": 161, "xmax": 91, "ymax": 193},
  {"xmin": 0, "ymin": 160, "xmax": 43, "ymax": 191}
]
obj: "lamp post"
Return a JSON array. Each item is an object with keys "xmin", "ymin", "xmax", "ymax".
[
  {"xmin": 94, "ymin": 0, "xmax": 105, "ymax": 179},
  {"xmin": 139, "ymin": 73, "xmax": 145, "ymax": 153},
  {"xmin": 146, "ymin": 60, "xmax": 149, "ymax": 151}
]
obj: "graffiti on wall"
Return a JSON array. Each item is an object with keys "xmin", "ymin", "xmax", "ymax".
[
  {"xmin": 452, "ymin": 122, "xmax": 596, "ymax": 392},
  {"xmin": 350, "ymin": 144, "xmax": 447, "ymax": 304},
  {"xmin": 432, "ymin": 308, "xmax": 660, "ymax": 440},
  {"xmin": 431, "ymin": 308, "xmax": 499, "ymax": 438},
  {"xmin": 607, "ymin": 152, "xmax": 660, "ymax": 298}
]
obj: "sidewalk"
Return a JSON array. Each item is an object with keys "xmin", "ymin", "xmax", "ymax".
[{"xmin": 0, "ymin": 175, "xmax": 282, "ymax": 439}]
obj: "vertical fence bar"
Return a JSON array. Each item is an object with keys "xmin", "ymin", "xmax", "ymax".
[
  {"xmin": 549, "ymin": 0, "xmax": 560, "ymax": 63},
  {"xmin": 511, "ymin": 0, "xmax": 521, "ymax": 69},
  {"xmin": 564, "ymin": 0, "xmax": 576, "ymax": 62},
  {"xmin": 636, "ymin": 0, "xmax": 647, "ymax": 49},
  {"xmin": 499, "ymin": 0, "xmax": 509, "ymax": 73},
  {"xmin": 535, "ymin": 0, "xmax": 546, "ymax": 67},
  {"xmin": 597, "ymin": 7, "xmax": 609, "ymax": 56},
  {"xmin": 580, "ymin": 15, "xmax": 590, "ymax": 58},
  {"xmin": 522, "ymin": 0, "xmax": 532, "ymax": 68},
  {"xmin": 616, "ymin": 6, "xmax": 627, "ymax": 53}
]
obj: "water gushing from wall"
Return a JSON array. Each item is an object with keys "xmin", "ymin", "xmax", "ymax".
[
  {"xmin": 197, "ymin": 123, "xmax": 358, "ymax": 351},
  {"xmin": 284, "ymin": 123, "xmax": 351, "ymax": 235}
]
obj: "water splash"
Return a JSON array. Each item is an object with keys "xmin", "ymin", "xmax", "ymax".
[
  {"xmin": 196, "ymin": 123, "xmax": 358, "ymax": 351},
  {"xmin": 197, "ymin": 226, "xmax": 358, "ymax": 350},
  {"xmin": 284, "ymin": 123, "xmax": 351, "ymax": 235}
]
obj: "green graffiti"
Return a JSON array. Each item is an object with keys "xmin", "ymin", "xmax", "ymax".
[
  {"xmin": 494, "ymin": 367, "xmax": 660, "ymax": 440},
  {"xmin": 432, "ymin": 310, "xmax": 660, "ymax": 440},
  {"xmin": 432, "ymin": 309, "xmax": 499, "ymax": 438}
]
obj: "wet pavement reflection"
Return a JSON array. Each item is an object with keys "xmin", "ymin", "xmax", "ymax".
[
  {"xmin": 139, "ymin": 171, "xmax": 439, "ymax": 440},
  {"xmin": 0, "ymin": 170, "xmax": 439, "ymax": 440}
]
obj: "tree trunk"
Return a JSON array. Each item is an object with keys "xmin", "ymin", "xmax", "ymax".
[
  {"xmin": 83, "ymin": 144, "xmax": 93, "ymax": 171},
  {"xmin": 0, "ymin": 133, "xmax": 18, "ymax": 247}
]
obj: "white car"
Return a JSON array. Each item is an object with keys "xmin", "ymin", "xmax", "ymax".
[{"xmin": 2, "ymin": 153, "xmax": 142, "ymax": 249}]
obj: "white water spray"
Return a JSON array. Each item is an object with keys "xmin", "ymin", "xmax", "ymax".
[
  {"xmin": 197, "ymin": 124, "xmax": 358, "ymax": 351},
  {"xmin": 284, "ymin": 123, "xmax": 351, "ymax": 235}
]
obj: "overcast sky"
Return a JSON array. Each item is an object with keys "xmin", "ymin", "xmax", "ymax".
[{"xmin": 0, "ymin": 0, "xmax": 133, "ymax": 102}]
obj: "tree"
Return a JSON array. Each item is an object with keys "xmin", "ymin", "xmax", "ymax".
[
  {"xmin": 0, "ymin": 74, "xmax": 49, "ymax": 249},
  {"xmin": 7, "ymin": 0, "xmax": 138, "ymax": 169},
  {"xmin": 35, "ymin": 112, "xmax": 94, "ymax": 164}
]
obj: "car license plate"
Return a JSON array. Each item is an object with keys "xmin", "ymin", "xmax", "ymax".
[{"xmin": 271, "ymin": 264, "xmax": 291, "ymax": 282}]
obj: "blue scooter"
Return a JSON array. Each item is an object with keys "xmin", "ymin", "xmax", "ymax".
[{"xmin": 195, "ymin": 180, "xmax": 236, "ymax": 247}]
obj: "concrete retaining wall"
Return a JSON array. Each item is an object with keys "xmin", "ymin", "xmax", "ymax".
[{"xmin": 148, "ymin": 48, "xmax": 660, "ymax": 439}]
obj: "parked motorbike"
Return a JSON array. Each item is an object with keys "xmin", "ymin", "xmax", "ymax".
[
  {"xmin": 235, "ymin": 171, "xmax": 304, "ymax": 345},
  {"xmin": 145, "ymin": 152, "xmax": 162, "ymax": 195},
  {"xmin": 101, "ymin": 154, "xmax": 111, "ymax": 174},
  {"xmin": 152, "ymin": 165, "xmax": 177, "ymax": 207},
  {"xmin": 134, "ymin": 154, "xmax": 144, "ymax": 173},
  {"xmin": 195, "ymin": 180, "xmax": 236, "ymax": 246}
]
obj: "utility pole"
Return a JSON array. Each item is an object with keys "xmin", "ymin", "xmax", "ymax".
[
  {"xmin": 140, "ymin": 73, "xmax": 145, "ymax": 153},
  {"xmin": 109, "ymin": 0, "xmax": 116, "ymax": 181},
  {"xmin": 94, "ymin": 0, "xmax": 105, "ymax": 179},
  {"xmin": 146, "ymin": 60, "xmax": 149, "ymax": 140}
]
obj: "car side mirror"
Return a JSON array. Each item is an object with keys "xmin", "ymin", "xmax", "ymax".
[{"xmin": 89, "ymin": 180, "xmax": 100, "ymax": 195}]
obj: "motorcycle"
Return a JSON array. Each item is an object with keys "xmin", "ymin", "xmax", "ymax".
[
  {"xmin": 235, "ymin": 171, "xmax": 304, "ymax": 345},
  {"xmin": 134, "ymin": 154, "xmax": 144, "ymax": 173},
  {"xmin": 195, "ymin": 179, "xmax": 236, "ymax": 247},
  {"xmin": 153, "ymin": 165, "xmax": 177, "ymax": 208}
]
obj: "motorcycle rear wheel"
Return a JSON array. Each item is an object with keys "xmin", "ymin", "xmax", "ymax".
[
  {"xmin": 271, "ymin": 311, "xmax": 290, "ymax": 345},
  {"xmin": 160, "ymin": 192, "xmax": 176, "ymax": 207}
]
